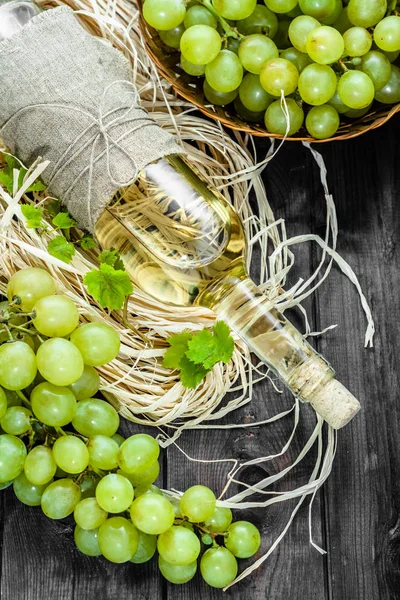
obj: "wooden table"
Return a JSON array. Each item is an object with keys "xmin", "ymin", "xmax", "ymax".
[{"xmin": 1, "ymin": 119, "xmax": 399, "ymax": 600}]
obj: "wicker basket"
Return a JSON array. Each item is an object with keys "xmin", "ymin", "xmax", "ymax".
[{"xmin": 137, "ymin": 1, "xmax": 400, "ymax": 143}]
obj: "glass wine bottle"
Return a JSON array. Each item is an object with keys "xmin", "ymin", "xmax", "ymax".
[{"xmin": 0, "ymin": 0, "xmax": 360, "ymax": 429}]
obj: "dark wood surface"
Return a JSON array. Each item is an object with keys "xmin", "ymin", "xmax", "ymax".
[{"xmin": 1, "ymin": 118, "xmax": 400, "ymax": 600}]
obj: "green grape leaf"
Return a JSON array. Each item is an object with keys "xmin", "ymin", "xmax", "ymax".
[
  {"xmin": 45, "ymin": 199, "xmax": 62, "ymax": 218},
  {"xmin": 0, "ymin": 156, "xmax": 45, "ymax": 194},
  {"xmin": 186, "ymin": 321, "xmax": 234, "ymax": 370},
  {"xmin": 79, "ymin": 235, "xmax": 98, "ymax": 250},
  {"xmin": 212, "ymin": 321, "xmax": 235, "ymax": 364},
  {"xmin": 52, "ymin": 211, "xmax": 77, "ymax": 230},
  {"xmin": 47, "ymin": 235, "xmax": 76, "ymax": 263},
  {"xmin": 20, "ymin": 204, "xmax": 43, "ymax": 229},
  {"xmin": 162, "ymin": 332, "xmax": 193, "ymax": 370},
  {"xmin": 84, "ymin": 263, "xmax": 133, "ymax": 310},
  {"xmin": 179, "ymin": 355, "xmax": 208, "ymax": 389},
  {"xmin": 98, "ymin": 248, "xmax": 125, "ymax": 271}
]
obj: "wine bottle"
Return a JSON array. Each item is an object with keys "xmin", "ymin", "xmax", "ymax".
[{"xmin": 0, "ymin": 1, "xmax": 360, "ymax": 429}]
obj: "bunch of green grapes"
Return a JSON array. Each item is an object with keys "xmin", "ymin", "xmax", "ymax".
[
  {"xmin": 0, "ymin": 267, "xmax": 261, "ymax": 588},
  {"xmin": 142, "ymin": 0, "xmax": 400, "ymax": 139}
]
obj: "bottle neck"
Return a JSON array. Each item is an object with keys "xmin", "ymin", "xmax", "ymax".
[{"xmin": 0, "ymin": 0, "xmax": 41, "ymax": 42}]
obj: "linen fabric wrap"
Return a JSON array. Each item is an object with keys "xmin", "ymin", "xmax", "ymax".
[{"xmin": 0, "ymin": 6, "xmax": 182, "ymax": 231}]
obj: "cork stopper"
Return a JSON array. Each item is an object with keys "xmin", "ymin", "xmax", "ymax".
[{"xmin": 308, "ymin": 379, "xmax": 361, "ymax": 430}]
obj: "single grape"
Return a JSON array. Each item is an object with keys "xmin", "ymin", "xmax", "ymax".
[
  {"xmin": 289, "ymin": 15, "xmax": 320, "ymax": 53},
  {"xmin": 260, "ymin": 58, "xmax": 299, "ymax": 97},
  {"xmin": 117, "ymin": 460, "xmax": 160, "ymax": 487},
  {"xmin": 264, "ymin": 98, "xmax": 304, "ymax": 135},
  {"xmin": 117, "ymin": 435, "xmax": 159, "ymax": 476},
  {"xmin": 328, "ymin": 90, "xmax": 350, "ymax": 113},
  {"xmin": 238, "ymin": 34, "xmax": 279, "ymax": 75},
  {"xmin": 68, "ymin": 365, "xmax": 100, "ymax": 401},
  {"xmin": 179, "ymin": 485, "xmax": 216, "ymax": 523},
  {"xmin": 344, "ymin": 104, "xmax": 372, "ymax": 118},
  {"xmin": 0, "ymin": 434, "xmax": 27, "ymax": 482},
  {"xmin": 225, "ymin": 521, "xmax": 262, "ymax": 558},
  {"xmin": 203, "ymin": 80, "xmax": 238, "ymax": 106},
  {"xmin": 287, "ymin": 4, "xmax": 303, "ymax": 18},
  {"xmin": 52, "ymin": 435, "xmax": 90, "ymax": 474},
  {"xmin": 180, "ymin": 25, "xmax": 221, "ymax": 65},
  {"xmin": 205, "ymin": 50, "xmax": 243, "ymax": 93},
  {"xmin": 157, "ymin": 526, "xmax": 201, "ymax": 565},
  {"xmin": 375, "ymin": 65, "xmax": 400, "ymax": 104},
  {"xmin": 13, "ymin": 472, "xmax": 52, "ymax": 506},
  {"xmin": 1, "ymin": 406, "xmax": 32, "ymax": 435},
  {"xmin": 24, "ymin": 445, "xmax": 57, "ymax": 485},
  {"xmin": 181, "ymin": 55, "xmax": 206, "ymax": 76},
  {"xmin": 0, "ymin": 341, "xmax": 37, "ymax": 391},
  {"xmin": 33, "ymin": 295, "xmax": 79, "ymax": 338},
  {"xmin": 143, "ymin": 0, "xmax": 186, "ymax": 31},
  {"xmin": 203, "ymin": 507, "xmax": 233, "ymax": 533},
  {"xmin": 226, "ymin": 37, "xmax": 240, "ymax": 55},
  {"xmin": 131, "ymin": 530, "xmax": 157, "ymax": 564},
  {"xmin": 4, "ymin": 388, "xmax": 22, "ymax": 408},
  {"xmin": 298, "ymin": 63, "xmax": 337, "ymax": 105},
  {"xmin": 333, "ymin": 6, "xmax": 352, "ymax": 33},
  {"xmin": 280, "ymin": 47, "xmax": 312, "ymax": 73},
  {"xmin": 306, "ymin": 25, "xmax": 344, "ymax": 64},
  {"xmin": 74, "ymin": 497, "xmax": 108, "ymax": 530},
  {"xmin": 337, "ymin": 70, "xmax": 375, "ymax": 108},
  {"xmin": 234, "ymin": 97, "xmax": 266, "ymax": 123},
  {"xmin": 88, "ymin": 435, "xmax": 119, "ymax": 470},
  {"xmin": 158, "ymin": 556, "xmax": 197, "ymax": 584},
  {"xmin": 98, "ymin": 517, "xmax": 139, "ymax": 563},
  {"xmin": 343, "ymin": 27, "xmax": 372, "ymax": 57},
  {"xmin": 374, "ymin": 17, "xmax": 400, "ymax": 53},
  {"xmin": 381, "ymin": 48, "xmax": 400, "ymax": 63},
  {"xmin": 112, "ymin": 433, "xmax": 125, "ymax": 446},
  {"xmin": 96, "ymin": 473, "xmax": 134, "ymax": 513},
  {"xmin": 347, "ymin": 0, "xmax": 386, "ymax": 28},
  {"xmin": 184, "ymin": 5, "xmax": 217, "ymax": 29},
  {"xmin": 41, "ymin": 478, "xmax": 81, "ymax": 519},
  {"xmin": 200, "ymin": 546, "xmax": 238, "ymax": 589},
  {"xmin": 0, "ymin": 387, "xmax": 7, "ymax": 419},
  {"xmin": 36, "ymin": 338, "xmax": 84, "ymax": 387},
  {"xmin": 273, "ymin": 19, "xmax": 292, "ymax": 49},
  {"xmin": 70, "ymin": 322, "xmax": 120, "ymax": 367},
  {"xmin": 78, "ymin": 473, "xmax": 99, "ymax": 499},
  {"xmin": 213, "ymin": 0, "xmax": 256, "ymax": 20},
  {"xmin": 236, "ymin": 5, "xmax": 278, "ymax": 38},
  {"xmin": 264, "ymin": 0, "xmax": 298, "ymax": 13},
  {"xmin": 321, "ymin": 0, "xmax": 343, "ymax": 25},
  {"xmin": 239, "ymin": 74, "xmax": 273, "ymax": 113},
  {"xmin": 7, "ymin": 268, "xmax": 56, "ymax": 311},
  {"xmin": 74, "ymin": 525, "xmax": 102, "ymax": 556},
  {"xmin": 134, "ymin": 485, "xmax": 162, "ymax": 499},
  {"xmin": 72, "ymin": 398, "xmax": 120, "ymax": 437},
  {"xmin": 31, "ymin": 382, "xmax": 77, "ymax": 427},
  {"xmin": 0, "ymin": 481, "xmax": 13, "ymax": 490},
  {"xmin": 299, "ymin": 0, "xmax": 336, "ymax": 19},
  {"xmin": 159, "ymin": 24, "xmax": 186, "ymax": 49},
  {"xmin": 130, "ymin": 492, "xmax": 175, "ymax": 535}
]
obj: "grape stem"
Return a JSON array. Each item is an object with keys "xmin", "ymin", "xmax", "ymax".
[
  {"xmin": 122, "ymin": 297, "xmax": 151, "ymax": 346},
  {"xmin": 55, "ymin": 426, "xmax": 68, "ymax": 437},
  {"xmin": 16, "ymin": 389, "xmax": 31, "ymax": 409},
  {"xmin": 1, "ymin": 323, "xmax": 13, "ymax": 341},
  {"xmin": 199, "ymin": 0, "xmax": 243, "ymax": 39},
  {"xmin": 387, "ymin": 0, "xmax": 397, "ymax": 15}
]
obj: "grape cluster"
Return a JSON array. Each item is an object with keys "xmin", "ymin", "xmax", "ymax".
[
  {"xmin": 142, "ymin": 0, "xmax": 400, "ymax": 139},
  {"xmin": 0, "ymin": 268, "xmax": 261, "ymax": 588}
]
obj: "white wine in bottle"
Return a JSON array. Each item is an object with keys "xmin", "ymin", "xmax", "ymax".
[{"xmin": 0, "ymin": 1, "xmax": 361, "ymax": 429}]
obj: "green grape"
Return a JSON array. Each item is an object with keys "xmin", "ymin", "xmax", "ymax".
[
  {"xmin": 72, "ymin": 398, "xmax": 120, "ymax": 437},
  {"xmin": 298, "ymin": 63, "xmax": 337, "ymax": 105},
  {"xmin": 0, "ymin": 434, "xmax": 27, "ymax": 482},
  {"xmin": 74, "ymin": 525, "xmax": 102, "ymax": 556},
  {"xmin": 31, "ymin": 382, "xmax": 77, "ymax": 427},
  {"xmin": 239, "ymin": 74, "xmax": 273, "ymax": 113},
  {"xmin": 236, "ymin": 5, "xmax": 278, "ymax": 38},
  {"xmin": 0, "ymin": 341, "xmax": 37, "ymax": 391},
  {"xmin": 181, "ymin": 55, "xmax": 206, "ymax": 76},
  {"xmin": 13, "ymin": 472, "xmax": 52, "ymax": 506},
  {"xmin": 88, "ymin": 435, "xmax": 119, "ymax": 470},
  {"xmin": 158, "ymin": 556, "xmax": 197, "ymax": 584},
  {"xmin": 306, "ymin": 25, "xmax": 344, "ymax": 64},
  {"xmin": 33, "ymin": 295, "xmax": 79, "ymax": 338},
  {"xmin": 226, "ymin": 37, "xmax": 240, "ymax": 54},
  {"xmin": 337, "ymin": 70, "xmax": 374, "ymax": 108},
  {"xmin": 333, "ymin": 6, "xmax": 352, "ymax": 33},
  {"xmin": 112, "ymin": 433, "xmax": 125, "ymax": 446},
  {"xmin": 118, "ymin": 434, "xmax": 160, "ymax": 474},
  {"xmin": 4, "ymin": 388, "xmax": 22, "ymax": 408},
  {"xmin": 347, "ymin": 0, "xmax": 386, "ymax": 28},
  {"xmin": 203, "ymin": 80, "xmax": 238, "ymax": 105},
  {"xmin": 343, "ymin": 27, "xmax": 372, "ymax": 57},
  {"xmin": 0, "ymin": 481, "xmax": 13, "ymax": 490},
  {"xmin": 273, "ymin": 19, "xmax": 292, "ymax": 49},
  {"xmin": 374, "ymin": 17, "xmax": 400, "ymax": 53},
  {"xmin": 264, "ymin": 0, "xmax": 298, "ymax": 13},
  {"xmin": 213, "ymin": 0, "xmax": 256, "ymax": 20},
  {"xmin": 344, "ymin": 103, "xmax": 372, "ymax": 117},
  {"xmin": 184, "ymin": 6, "xmax": 217, "ymax": 29},
  {"xmin": 70, "ymin": 322, "xmax": 120, "ymax": 367},
  {"xmin": 98, "ymin": 517, "xmax": 139, "ymax": 563},
  {"xmin": 375, "ymin": 65, "xmax": 400, "ymax": 104},
  {"xmin": 68, "ymin": 365, "xmax": 100, "ymax": 401},
  {"xmin": 203, "ymin": 507, "xmax": 233, "ymax": 533},
  {"xmin": 381, "ymin": 48, "xmax": 400, "ymax": 62},
  {"xmin": 96, "ymin": 473, "xmax": 134, "ymax": 513},
  {"xmin": 135, "ymin": 484, "xmax": 162, "ymax": 497},
  {"xmin": 287, "ymin": 4, "xmax": 303, "ymax": 18},
  {"xmin": 130, "ymin": 492, "xmax": 175, "ymax": 535},
  {"xmin": 55, "ymin": 465, "xmax": 69, "ymax": 478},
  {"xmin": 328, "ymin": 90, "xmax": 350, "ymax": 113},
  {"xmin": 117, "ymin": 460, "xmax": 160, "ymax": 487},
  {"xmin": 299, "ymin": 0, "xmax": 336, "ymax": 19},
  {"xmin": 234, "ymin": 97, "xmax": 266, "ymax": 122},
  {"xmin": 289, "ymin": 15, "xmax": 320, "ymax": 53},
  {"xmin": 321, "ymin": 0, "xmax": 343, "ymax": 25},
  {"xmin": 159, "ymin": 24, "xmax": 186, "ymax": 49},
  {"xmin": 52, "ymin": 435, "xmax": 90, "ymax": 474},
  {"xmin": 41, "ymin": 478, "xmax": 81, "ymax": 519},
  {"xmin": 79, "ymin": 473, "xmax": 99, "ymax": 499},
  {"xmin": 142, "ymin": 0, "xmax": 186, "ymax": 31},
  {"xmin": 157, "ymin": 526, "xmax": 201, "ymax": 565},
  {"xmin": 36, "ymin": 338, "xmax": 84, "ymax": 387},
  {"xmin": 131, "ymin": 531, "xmax": 157, "ymax": 564},
  {"xmin": 74, "ymin": 497, "xmax": 108, "ymax": 530},
  {"xmin": 7, "ymin": 268, "xmax": 56, "ymax": 311},
  {"xmin": 0, "ymin": 387, "xmax": 7, "ymax": 419},
  {"xmin": 179, "ymin": 485, "xmax": 216, "ymax": 523},
  {"xmin": 264, "ymin": 98, "xmax": 304, "ymax": 135},
  {"xmin": 1, "ymin": 406, "xmax": 31, "ymax": 435},
  {"xmin": 260, "ymin": 58, "xmax": 299, "ymax": 96},
  {"xmin": 238, "ymin": 34, "xmax": 279, "ymax": 75},
  {"xmin": 180, "ymin": 25, "xmax": 222, "ymax": 65},
  {"xmin": 280, "ymin": 47, "xmax": 312, "ymax": 73},
  {"xmin": 205, "ymin": 50, "xmax": 243, "ymax": 93},
  {"xmin": 200, "ymin": 546, "xmax": 238, "ymax": 589},
  {"xmin": 225, "ymin": 521, "xmax": 262, "ymax": 558},
  {"xmin": 24, "ymin": 445, "xmax": 57, "ymax": 485}
]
